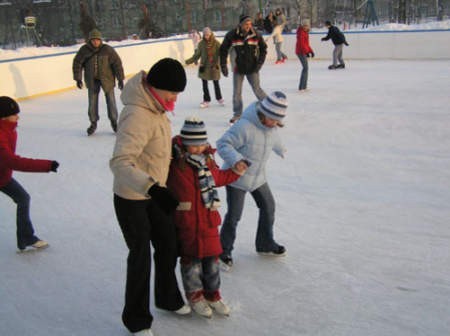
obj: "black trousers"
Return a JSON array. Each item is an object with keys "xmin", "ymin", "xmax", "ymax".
[
  {"xmin": 202, "ymin": 79, "xmax": 222, "ymax": 102},
  {"xmin": 114, "ymin": 195, "xmax": 184, "ymax": 333}
]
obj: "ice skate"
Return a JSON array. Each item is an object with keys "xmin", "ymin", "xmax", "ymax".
[
  {"xmin": 217, "ymin": 99, "xmax": 225, "ymax": 106},
  {"xmin": 174, "ymin": 304, "xmax": 191, "ymax": 315},
  {"xmin": 257, "ymin": 245, "xmax": 286, "ymax": 257},
  {"xmin": 200, "ymin": 101, "xmax": 210, "ymax": 108},
  {"xmin": 191, "ymin": 299, "xmax": 213, "ymax": 318},
  {"xmin": 207, "ymin": 299, "xmax": 231, "ymax": 316},
  {"xmin": 17, "ymin": 239, "xmax": 49, "ymax": 253},
  {"xmin": 86, "ymin": 122, "xmax": 97, "ymax": 136},
  {"xmin": 219, "ymin": 255, "xmax": 233, "ymax": 272}
]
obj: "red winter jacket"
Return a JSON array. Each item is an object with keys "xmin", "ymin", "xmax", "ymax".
[
  {"xmin": 0, "ymin": 120, "xmax": 52, "ymax": 187},
  {"xmin": 167, "ymin": 136, "xmax": 241, "ymax": 259},
  {"xmin": 295, "ymin": 26, "xmax": 313, "ymax": 55}
]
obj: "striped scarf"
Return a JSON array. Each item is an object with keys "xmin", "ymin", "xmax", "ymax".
[{"xmin": 186, "ymin": 153, "xmax": 220, "ymax": 210}]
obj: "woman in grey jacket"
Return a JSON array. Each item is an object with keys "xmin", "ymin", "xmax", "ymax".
[
  {"xmin": 216, "ymin": 91, "xmax": 288, "ymax": 270},
  {"xmin": 110, "ymin": 58, "xmax": 190, "ymax": 336}
]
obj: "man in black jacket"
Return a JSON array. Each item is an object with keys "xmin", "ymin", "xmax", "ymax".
[
  {"xmin": 73, "ymin": 29, "xmax": 124, "ymax": 135},
  {"xmin": 220, "ymin": 15, "xmax": 267, "ymax": 123},
  {"xmin": 321, "ymin": 21, "xmax": 349, "ymax": 70}
]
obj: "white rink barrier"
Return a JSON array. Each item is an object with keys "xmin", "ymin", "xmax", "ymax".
[{"xmin": 1, "ymin": 29, "xmax": 449, "ymax": 99}]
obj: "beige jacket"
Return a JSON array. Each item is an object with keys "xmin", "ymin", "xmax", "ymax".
[{"xmin": 110, "ymin": 71, "xmax": 172, "ymax": 200}]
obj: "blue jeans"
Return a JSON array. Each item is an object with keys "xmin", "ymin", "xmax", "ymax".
[
  {"xmin": 220, "ymin": 183, "xmax": 278, "ymax": 256},
  {"xmin": 180, "ymin": 256, "xmax": 221, "ymax": 301},
  {"xmin": 88, "ymin": 79, "xmax": 118, "ymax": 123},
  {"xmin": 297, "ymin": 54, "xmax": 309, "ymax": 90},
  {"xmin": 232, "ymin": 71, "xmax": 267, "ymax": 117},
  {"xmin": 0, "ymin": 178, "xmax": 39, "ymax": 249}
]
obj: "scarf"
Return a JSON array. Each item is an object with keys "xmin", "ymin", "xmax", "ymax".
[
  {"xmin": 148, "ymin": 86, "xmax": 175, "ymax": 112},
  {"xmin": 185, "ymin": 153, "xmax": 220, "ymax": 210}
]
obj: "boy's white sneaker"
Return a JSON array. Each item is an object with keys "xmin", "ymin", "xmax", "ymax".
[
  {"xmin": 207, "ymin": 299, "xmax": 230, "ymax": 316},
  {"xmin": 133, "ymin": 328, "xmax": 153, "ymax": 336},
  {"xmin": 174, "ymin": 304, "xmax": 191, "ymax": 315},
  {"xmin": 191, "ymin": 299, "xmax": 213, "ymax": 318}
]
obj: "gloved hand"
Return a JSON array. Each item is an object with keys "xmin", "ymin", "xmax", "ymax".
[
  {"xmin": 118, "ymin": 80, "xmax": 124, "ymax": 90},
  {"xmin": 345, "ymin": 42, "xmax": 349, "ymax": 46},
  {"xmin": 321, "ymin": 37, "xmax": 326, "ymax": 41},
  {"xmin": 221, "ymin": 64, "xmax": 228, "ymax": 77},
  {"xmin": 50, "ymin": 161, "xmax": 59, "ymax": 172},
  {"xmin": 255, "ymin": 63, "xmax": 263, "ymax": 72},
  {"xmin": 310, "ymin": 51, "xmax": 315, "ymax": 58},
  {"xmin": 76, "ymin": 80, "xmax": 83, "ymax": 89},
  {"xmin": 148, "ymin": 184, "xmax": 179, "ymax": 214}
]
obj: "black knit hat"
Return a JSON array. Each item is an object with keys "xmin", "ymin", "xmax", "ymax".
[
  {"xmin": 0, "ymin": 96, "xmax": 20, "ymax": 118},
  {"xmin": 239, "ymin": 14, "xmax": 252, "ymax": 25},
  {"xmin": 146, "ymin": 58, "xmax": 187, "ymax": 92}
]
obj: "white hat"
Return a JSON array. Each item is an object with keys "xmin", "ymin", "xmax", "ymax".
[{"xmin": 259, "ymin": 91, "xmax": 288, "ymax": 122}]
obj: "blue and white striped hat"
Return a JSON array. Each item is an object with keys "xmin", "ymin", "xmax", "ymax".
[
  {"xmin": 180, "ymin": 116, "xmax": 208, "ymax": 146},
  {"xmin": 259, "ymin": 91, "xmax": 288, "ymax": 122}
]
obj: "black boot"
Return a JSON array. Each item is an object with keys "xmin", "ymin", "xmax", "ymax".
[
  {"xmin": 87, "ymin": 122, "xmax": 97, "ymax": 136},
  {"xmin": 328, "ymin": 64, "xmax": 337, "ymax": 70}
]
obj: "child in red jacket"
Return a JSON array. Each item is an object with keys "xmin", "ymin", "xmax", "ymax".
[
  {"xmin": 0, "ymin": 97, "xmax": 59, "ymax": 252},
  {"xmin": 167, "ymin": 117, "xmax": 247, "ymax": 318}
]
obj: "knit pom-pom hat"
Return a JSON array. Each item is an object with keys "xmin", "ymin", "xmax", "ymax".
[
  {"xmin": 259, "ymin": 91, "xmax": 288, "ymax": 122},
  {"xmin": 180, "ymin": 116, "xmax": 208, "ymax": 146}
]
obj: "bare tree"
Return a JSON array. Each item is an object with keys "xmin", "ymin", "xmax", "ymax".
[{"xmin": 79, "ymin": 0, "xmax": 96, "ymax": 41}]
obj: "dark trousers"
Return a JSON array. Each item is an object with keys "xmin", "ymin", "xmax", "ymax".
[
  {"xmin": 202, "ymin": 79, "xmax": 222, "ymax": 102},
  {"xmin": 113, "ymin": 195, "xmax": 184, "ymax": 333},
  {"xmin": 87, "ymin": 79, "xmax": 118, "ymax": 124},
  {"xmin": 0, "ymin": 178, "xmax": 39, "ymax": 249}
]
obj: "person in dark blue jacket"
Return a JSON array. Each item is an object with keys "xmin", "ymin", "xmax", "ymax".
[{"xmin": 321, "ymin": 21, "xmax": 349, "ymax": 69}]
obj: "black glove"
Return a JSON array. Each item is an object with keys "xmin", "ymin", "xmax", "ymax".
[
  {"xmin": 306, "ymin": 53, "xmax": 311, "ymax": 58},
  {"xmin": 76, "ymin": 80, "xmax": 83, "ymax": 89},
  {"xmin": 321, "ymin": 37, "xmax": 326, "ymax": 41},
  {"xmin": 221, "ymin": 64, "xmax": 228, "ymax": 77},
  {"xmin": 310, "ymin": 51, "xmax": 315, "ymax": 58},
  {"xmin": 148, "ymin": 184, "xmax": 179, "ymax": 214},
  {"xmin": 255, "ymin": 63, "xmax": 263, "ymax": 72},
  {"xmin": 199, "ymin": 66, "xmax": 205, "ymax": 73},
  {"xmin": 345, "ymin": 42, "xmax": 349, "ymax": 46},
  {"xmin": 50, "ymin": 161, "xmax": 59, "ymax": 172},
  {"xmin": 118, "ymin": 80, "xmax": 124, "ymax": 90}
]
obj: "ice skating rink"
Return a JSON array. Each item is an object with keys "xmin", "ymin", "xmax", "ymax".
[{"xmin": 1, "ymin": 59, "xmax": 449, "ymax": 336}]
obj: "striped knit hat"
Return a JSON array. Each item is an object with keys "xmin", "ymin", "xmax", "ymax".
[
  {"xmin": 259, "ymin": 91, "xmax": 288, "ymax": 122},
  {"xmin": 180, "ymin": 116, "xmax": 208, "ymax": 146}
]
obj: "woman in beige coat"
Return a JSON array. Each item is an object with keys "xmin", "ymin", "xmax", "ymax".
[{"xmin": 110, "ymin": 58, "xmax": 191, "ymax": 336}]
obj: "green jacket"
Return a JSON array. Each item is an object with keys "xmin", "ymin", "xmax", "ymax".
[
  {"xmin": 186, "ymin": 35, "xmax": 221, "ymax": 81},
  {"xmin": 72, "ymin": 42, "xmax": 124, "ymax": 92}
]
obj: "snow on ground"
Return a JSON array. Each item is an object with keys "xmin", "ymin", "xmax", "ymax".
[{"xmin": 0, "ymin": 59, "xmax": 450, "ymax": 336}]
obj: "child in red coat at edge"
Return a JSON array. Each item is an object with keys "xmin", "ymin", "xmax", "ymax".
[
  {"xmin": 167, "ymin": 116, "xmax": 247, "ymax": 318},
  {"xmin": 0, "ymin": 96, "xmax": 59, "ymax": 252}
]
